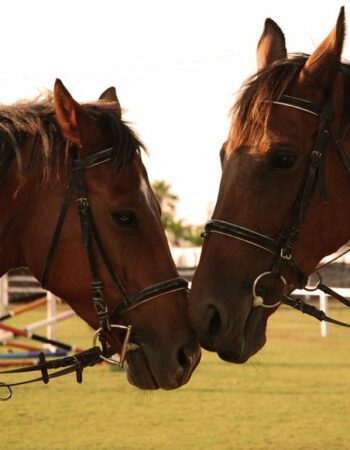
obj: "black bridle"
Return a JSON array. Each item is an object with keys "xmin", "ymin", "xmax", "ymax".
[
  {"xmin": 42, "ymin": 146, "xmax": 188, "ymax": 350},
  {"xmin": 0, "ymin": 144, "xmax": 188, "ymax": 400},
  {"xmin": 202, "ymin": 83, "xmax": 350, "ymax": 323}
]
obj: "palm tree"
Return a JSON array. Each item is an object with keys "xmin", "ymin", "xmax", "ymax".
[
  {"xmin": 151, "ymin": 180, "xmax": 203, "ymax": 246},
  {"xmin": 151, "ymin": 180, "xmax": 178, "ymax": 216}
]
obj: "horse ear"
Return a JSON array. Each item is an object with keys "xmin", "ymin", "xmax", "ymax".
[
  {"xmin": 298, "ymin": 7, "xmax": 345, "ymax": 88},
  {"xmin": 99, "ymin": 86, "xmax": 118, "ymax": 102},
  {"xmin": 54, "ymin": 79, "xmax": 97, "ymax": 148},
  {"xmin": 257, "ymin": 18, "xmax": 287, "ymax": 71},
  {"xmin": 99, "ymin": 86, "xmax": 122, "ymax": 118}
]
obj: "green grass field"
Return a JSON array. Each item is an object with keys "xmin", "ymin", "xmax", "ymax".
[{"xmin": 1, "ymin": 304, "xmax": 350, "ymax": 450}]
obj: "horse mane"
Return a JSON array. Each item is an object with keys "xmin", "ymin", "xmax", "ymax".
[
  {"xmin": 227, "ymin": 53, "xmax": 350, "ymax": 155},
  {"xmin": 0, "ymin": 92, "xmax": 145, "ymax": 184}
]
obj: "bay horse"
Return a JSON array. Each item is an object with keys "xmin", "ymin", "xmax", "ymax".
[
  {"xmin": 190, "ymin": 8, "xmax": 350, "ymax": 363},
  {"xmin": 0, "ymin": 80, "xmax": 200, "ymax": 389}
]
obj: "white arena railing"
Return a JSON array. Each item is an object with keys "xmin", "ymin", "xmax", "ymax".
[
  {"xmin": 0, "ymin": 272, "xmax": 73, "ymax": 347},
  {"xmin": 2, "ymin": 245, "xmax": 350, "ymax": 339}
]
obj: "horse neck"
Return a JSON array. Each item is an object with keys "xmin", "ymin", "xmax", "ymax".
[
  {"xmin": 0, "ymin": 164, "xmax": 25, "ymax": 275},
  {"xmin": 326, "ymin": 75, "xmax": 350, "ymax": 250},
  {"xmin": 0, "ymin": 139, "xmax": 67, "ymax": 278},
  {"xmin": 303, "ymin": 75, "xmax": 350, "ymax": 263},
  {"xmin": 321, "ymin": 133, "xmax": 350, "ymax": 255}
]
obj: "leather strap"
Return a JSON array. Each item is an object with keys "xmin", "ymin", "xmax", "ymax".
[
  {"xmin": 276, "ymin": 95, "xmax": 322, "ymax": 116},
  {"xmin": 41, "ymin": 170, "xmax": 75, "ymax": 287},
  {"xmin": 203, "ymin": 220, "xmax": 279, "ymax": 255},
  {"xmin": 0, "ymin": 347, "xmax": 103, "ymax": 400},
  {"xmin": 318, "ymin": 284, "xmax": 350, "ymax": 308},
  {"xmin": 283, "ymin": 295, "xmax": 350, "ymax": 328},
  {"xmin": 109, "ymin": 277, "xmax": 189, "ymax": 321}
]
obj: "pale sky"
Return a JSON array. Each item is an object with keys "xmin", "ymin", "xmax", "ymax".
[{"xmin": 1, "ymin": 0, "xmax": 349, "ymax": 224}]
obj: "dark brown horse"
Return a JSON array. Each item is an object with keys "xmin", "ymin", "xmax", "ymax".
[
  {"xmin": 190, "ymin": 8, "xmax": 349, "ymax": 362},
  {"xmin": 0, "ymin": 80, "xmax": 200, "ymax": 389}
]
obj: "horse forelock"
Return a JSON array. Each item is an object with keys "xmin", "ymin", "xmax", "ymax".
[
  {"xmin": 226, "ymin": 54, "xmax": 309, "ymax": 155},
  {"xmin": 227, "ymin": 54, "xmax": 350, "ymax": 157},
  {"xmin": 0, "ymin": 92, "xmax": 145, "ymax": 185}
]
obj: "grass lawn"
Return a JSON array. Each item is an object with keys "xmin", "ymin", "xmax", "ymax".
[{"xmin": 1, "ymin": 304, "xmax": 350, "ymax": 450}]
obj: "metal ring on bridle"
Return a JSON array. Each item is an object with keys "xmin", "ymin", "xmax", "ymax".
[
  {"xmin": 304, "ymin": 272, "xmax": 322, "ymax": 292},
  {"xmin": 252, "ymin": 271, "xmax": 287, "ymax": 308},
  {"xmin": 93, "ymin": 324, "xmax": 132, "ymax": 367},
  {"xmin": 0, "ymin": 382, "xmax": 12, "ymax": 401}
]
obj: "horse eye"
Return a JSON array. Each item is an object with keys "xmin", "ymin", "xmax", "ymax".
[
  {"xmin": 112, "ymin": 210, "xmax": 137, "ymax": 227},
  {"xmin": 270, "ymin": 153, "xmax": 297, "ymax": 170}
]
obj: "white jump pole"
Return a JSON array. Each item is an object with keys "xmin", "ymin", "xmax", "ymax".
[
  {"xmin": 0, "ymin": 275, "xmax": 4, "ymax": 316},
  {"xmin": 45, "ymin": 291, "xmax": 57, "ymax": 351},
  {"xmin": 25, "ymin": 310, "xmax": 75, "ymax": 334},
  {"xmin": 319, "ymin": 291, "xmax": 328, "ymax": 337},
  {"xmin": 0, "ymin": 330, "xmax": 13, "ymax": 343},
  {"xmin": 0, "ymin": 274, "xmax": 9, "ymax": 316}
]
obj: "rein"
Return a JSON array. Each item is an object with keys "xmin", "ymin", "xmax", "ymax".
[
  {"xmin": 0, "ymin": 145, "xmax": 188, "ymax": 400},
  {"xmin": 202, "ymin": 84, "xmax": 350, "ymax": 325},
  {"xmin": 0, "ymin": 347, "xmax": 102, "ymax": 401}
]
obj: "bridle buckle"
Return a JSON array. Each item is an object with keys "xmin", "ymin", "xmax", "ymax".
[
  {"xmin": 76, "ymin": 197, "xmax": 89, "ymax": 212},
  {"xmin": 280, "ymin": 248, "xmax": 292, "ymax": 260},
  {"xmin": 92, "ymin": 324, "xmax": 132, "ymax": 368},
  {"xmin": 311, "ymin": 150, "xmax": 322, "ymax": 160}
]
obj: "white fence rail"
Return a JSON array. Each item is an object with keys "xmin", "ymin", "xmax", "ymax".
[
  {"xmin": 171, "ymin": 247, "xmax": 201, "ymax": 268},
  {"xmin": 0, "ymin": 272, "xmax": 61, "ymax": 343},
  {"xmin": 2, "ymin": 254, "xmax": 350, "ymax": 340}
]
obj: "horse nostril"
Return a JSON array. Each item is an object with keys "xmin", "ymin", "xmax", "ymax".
[
  {"xmin": 208, "ymin": 305, "xmax": 221, "ymax": 336},
  {"xmin": 177, "ymin": 344, "xmax": 197, "ymax": 370},
  {"xmin": 177, "ymin": 347, "xmax": 188, "ymax": 368}
]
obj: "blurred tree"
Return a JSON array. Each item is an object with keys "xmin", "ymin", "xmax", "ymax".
[
  {"xmin": 183, "ymin": 225, "xmax": 203, "ymax": 246},
  {"xmin": 151, "ymin": 180, "xmax": 178, "ymax": 216},
  {"xmin": 152, "ymin": 180, "xmax": 202, "ymax": 246}
]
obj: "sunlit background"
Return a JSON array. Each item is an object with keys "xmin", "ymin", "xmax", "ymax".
[{"xmin": 1, "ymin": 0, "xmax": 348, "ymax": 224}]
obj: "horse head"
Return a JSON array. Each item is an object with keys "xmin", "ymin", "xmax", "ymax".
[
  {"xmin": 0, "ymin": 80, "xmax": 200, "ymax": 389},
  {"xmin": 190, "ymin": 8, "xmax": 349, "ymax": 362}
]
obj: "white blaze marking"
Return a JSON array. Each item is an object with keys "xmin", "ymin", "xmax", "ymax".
[{"xmin": 140, "ymin": 175, "xmax": 152, "ymax": 207}]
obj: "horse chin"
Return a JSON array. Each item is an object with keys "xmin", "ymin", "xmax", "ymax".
[
  {"xmin": 125, "ymin": 346, "xmax": 160, "ymax": 390},
  {"xmin": 217, "ymin": 306, "xmax": 268, "ymax": 364},
  {"xmin": 217, "ymin": 334, "xmax": 266, "ymax": 364},
  {"xmin": 105, "ymin": 331, "xmax": 159, "ymax": 389},
  {"xmin": 218, "ymin": 349, "xmax": 249, "ymax": 364},
  {"xmin": 125, "ymin": 341, "xmax": 200, "ymax": 390}
]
